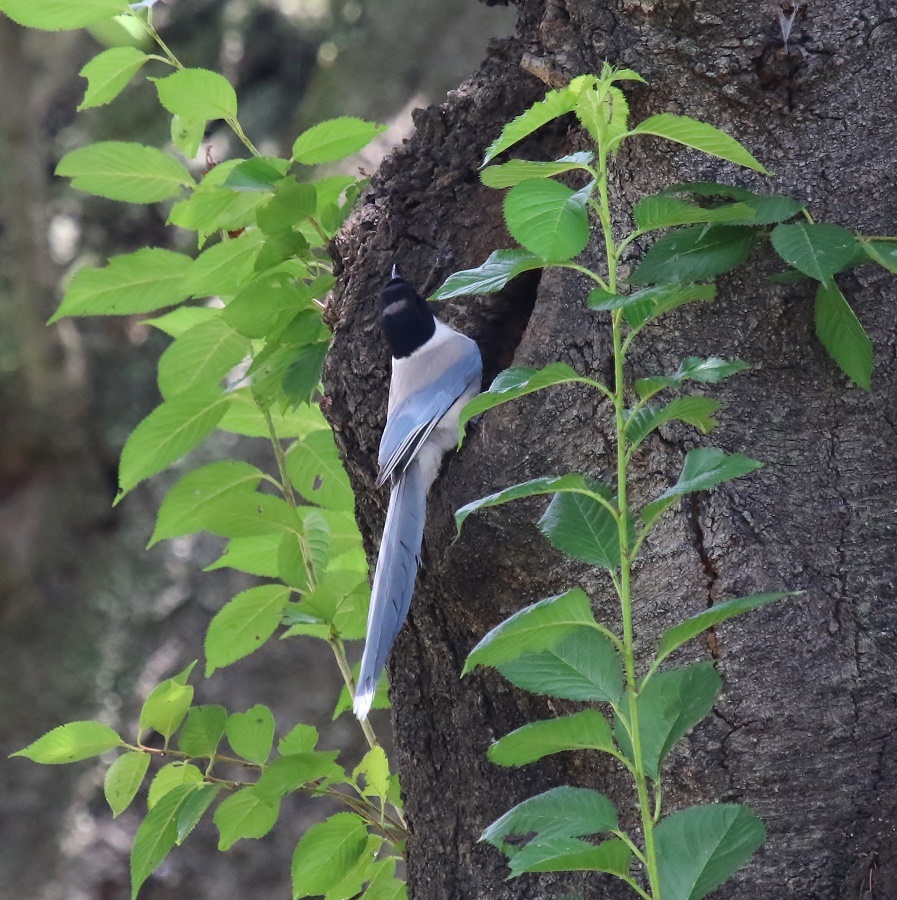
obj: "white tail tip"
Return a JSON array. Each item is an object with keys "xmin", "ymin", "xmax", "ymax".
[{"xmin": 353, "ymin": 688, "xmax": 374, "ymax": 721}]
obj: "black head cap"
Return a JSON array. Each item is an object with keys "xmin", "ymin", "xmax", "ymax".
[{"xmin": 379, "ymin": 268, "xmax": 436, "ymax": 358}]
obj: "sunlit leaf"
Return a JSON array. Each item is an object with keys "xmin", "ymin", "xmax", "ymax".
[
  {"xmin": 504, "ymin": 178, "xmax": 592, "ymax": 261},
  {"xmin": 12, "ymin": 721, "xmax": 121, "ymax": 764},
  {"xmin": 153, "ymin": 67, "xmax": 238, "ymax": 122},
  {"xmin": 291, "ymin": 117, "xmax": 385, "ymax": 164},
  {"xmin": 78, "ymin": 46, "xmax": 149, "ymax": 109},
  {"xmin": 431, "ymin": 249, "xmax": 544, "ymax": 300}
]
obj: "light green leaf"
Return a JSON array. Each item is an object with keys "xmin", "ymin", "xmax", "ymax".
[
  {"xmin": 130, "ymin": 784, "xmax": 196, "ymax": 900},
  {"xmin": 625, "ymin": 396, "xmax": 721, "ymax": 449},
  {"xmin": 50, "ymin": 248, "xmax": 193, "ymax": 322},
  {"xmin": 176, "ymin": 783, "xmax": 221, "ymax": 845},
  {"xmin": 508, "ymin": 836, "xmax": 632, "ymax": 878},
  {"xmin": 285, "ymin": 566, "xmax": 369, "ymax": 640},
  {"xmin": 504, "ymin": 178, "xmax": 592, "ymax": 261},
  {"xmin": 222, "ymin": 276, "xmax": 316, "ymax": 339},
  {"xmin": 11, "ymin": 721, "xmax": 121, "ymax": 764},
  {"xmin": 56, "ymin": 141, "xmax": 193, "ymax": 203},
  {"xmin": 655, "ymin": 804, "xmax": 766, "ymax": 900},
  {"xmin": 291, "ymin": 116, "xmax": 385, "ymax": 164},
  {"xmin": 631, "ymin": 225, "xmax": 754, "ymax": 284},
  {"xmin": 257, "ymin": 179, "xmax": 317, "ymax": 233},
  {"xmin": 285, "ymin": 429, "xmax": 355, "ymax": 512},
  {"xmin": 222, "ymin": 157, "xmax": 289, "ymax": 191},
  {"xmin": 104, "ymin": 751, "xmax": 150, "ymax": 817},
  {"xmin": 291, "ymin": 813, "xmax": 370, "ymax": 898},
  {"xmin": 282, "ymin": 341, "xmax": 329, "ymax": 406},
  {"xmin": 154, "ymin": 67, "xmax": 238, "ymax": 122},
  {"xmin": 143, "ymin": 306, "xmax": 218, "ymax": 338},
  {"xmin": 814, "ymin": 280, "xmax": 873, "ymax": 390},
  {"xmin": 588, "ymin": 283, "xmax": 716, "ymax": 332},
  {"xmin": 168, "ymin": 186, "xmax": 266, "ymax": 245},
  {"xmin": 117, "ymin": 391, "xmax": 228, "ymax": 500},
  {"xmin": 226, "ymin": 705, "xmax": 275, "ymax": 765},
  {"xmin": 187, "ymin": 232, "xmax": 263, "ymax": 298},
  {"xmin": 361, "ymin": 859, "xmax": 407, "ymax": 900},
  {"xmin": 575, "ymin": 84, "xmax": 629, "ymax": 147},
  {"xmin": 139, "ymin": 677, "xmax": 193, "ymax": 741},
  {"xmin": 255, "ymin": 751, "xmax": 343, "ymax": 803},
  {"xmin": 657, "ymin": 592, "xmax": 794, "ymax": 667},
  {"xmin": 214, "ymin": 788, "xmax": 280, "ymax": 851},
  {"xmin": 490, "ymin": 709, "xmax": 615, "ymax": 767},
  {"xmin": 147, "ymin": 761, "xmax": 204, "ymax": 809},
  {"xmin": 635, "ymin": 356, "xmax": 748, "ymax": 401},
  {"xmin": 205, "ymin": 534, "xmax": 281, "ymax": 577},
  {"xmin": 0, "ymin": 0, "xmax": 127, "ymax": 30},
  {"xmin": 464, "ymin": 589, "xmax": 597, "ymax": 675},
  {"xmin": 183, "ymin": 492, "xmax": 299, "ymax": 539},
  {"xmin": 770, "ymin": 222, "xmax": 856, "ymax": 282},
  {"xmin": 177, "ymin": 705, "xmax": 227, "ymax": 758},
  {"xmin": 277, "ymin": 724, "xmax": 319, "ymax": 756},
  {"xmin": 157, "ymin": 318, "xmax": 248, "ymax": 399},
  {"xmin": 171, "ymin": 115, "xmax": 205, "ymax": 159},
  {"xmin": 641, "ymin": 448, "xmax": 763, "ymax": 528},
  {"xmin": 628, "ymin": 113, "xmax": 768, "ymax": 173},
  {"xmin": 353, "ymin": 746, "xmax": 390, "ymax": 802},
  {"xmin": 78, "ymin": 46, "xmax": 149, "ymax": 109},
  {"xmin": 431, "ymin": 249, "xmax": 545, "ymax": 300},
  {"xmin": 495, "ymin": 627, "xmax": 622, "ymax": 703},
  {"xmin": 205, "ymin": 585, "xmax": 291, "ymax": 676},
  {"xmin": 218, "ymin": 387, "xmax": 329, "ymax": 438},
  {"xmin": 480, "ymin": 151, "xmax": 594, "ymax": 188}
]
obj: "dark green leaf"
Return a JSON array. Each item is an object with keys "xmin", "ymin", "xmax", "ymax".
[
  {"xmin": 222, "ymin": 158, "xmax": 289, "ymax": 192},
  {"xmin": 862, "ymin": 239, "xmax": 897, "ymax": 274},
  {"xmin": 770, "ymin": 222, "xmax": 856, "ymax": 282},
  {"xmin": 631, "ymin": 225, "xmax": 754, "ymax": 284},
  {"xmin": 431, "ymin": 249, "xmax": 544, "ymax": 300},
  {"xmin": 176, "ymin": 783, "xmax": 221, "ymax": 845},
  {"xmin": 633, "ymin": 196, "xmax": 756, "ymax": 231},
  {"xmin": 282, "ymin": 342, "xmax": 328, "ymax": 406},
  {"xmin": 814, "ymin": 281, "xmax": 873, "ymax": 390},
  {"xmin": 255, "ymin": 751, "xmax": 343, "ymax": 802},
  {"xmin": 635, "ymin": 357, "xmax": 748, "ymax": 401},
  {"xmin": 624, "ymin": 396, "xmax": 721, "ymax": 449},
  {"xmin": 508, "ymin": 837, "xmax": 632, "ymax": 878},
  {"xmin": 537, "ymin": 484, "xmax": 622, "ymax": 570},
  {"xmin": 489, "ymin": 710, "xmax": 615, "ymax": 767},
  {"xmin": 504, "ymin": 178, "xmax": 592, "ymax": 261},
  {"xmin": 589, "ymin": 283, "xmax": 717, "ymax": 332}
]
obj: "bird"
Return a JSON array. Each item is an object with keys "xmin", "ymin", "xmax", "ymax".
[{"xmin": 353, "ymin": 266, "xmax": 482, "ymax": 720}]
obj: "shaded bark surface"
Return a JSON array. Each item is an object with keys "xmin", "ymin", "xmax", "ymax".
[{"xmin": 325, "ymin": 1, "xmax": 897, "ymax": 897}]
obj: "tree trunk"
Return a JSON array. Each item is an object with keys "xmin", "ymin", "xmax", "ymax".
[{"xmin": 324, "ymin": 1, "xmax": 897, "ymax": 897}]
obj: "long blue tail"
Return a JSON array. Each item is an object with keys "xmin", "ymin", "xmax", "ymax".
[{"xmin": 354, "ymin": 461, "xmax": 427, "ymax": 720}]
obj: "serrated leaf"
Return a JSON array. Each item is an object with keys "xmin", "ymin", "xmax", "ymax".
[
  {"xmin": 490, "ymin": 709, "xmax": 615, "ymax": 767},
  {"xmin": 575, "ymin": 85, "xmax": 629, "ymax": 147},
  {"xmin": 255, "ymin": 751, "xmax": 343, "ymax": 803},
  {"xmin": 464, "ymin": 589, "xmax": 597, "ymax": 675},
  {"xmin": 139, "ymin": 678, "xmax": 194, "ymax": 741},
  {"xmin": 480, "ymin": 151, "xmax": 594, "ymax": 188},
  {"xmin": 154, "ymin": 67, "xmax": 238, "ymax": 122},
  {"xmin": 537, "ymin": 483, "xmax": 622, "ymax": 570},
  {"xmin": 770, "ymin": 222, "xmax": 856, "ymax": 282},
  {"xmin": 147, "ymin": 761, "xmax": 204, "ymax": 809},
  {"xmin": 631, "ymin": 225, "xmax": 754, "ymax": 284},
  {"xmin": 508, "ymin": 836, "xmax": 632, "ymax": 878},
  {"xmin": 176, "ymin": 783, "xmax": 221, "ymax": 845},
  {"xmin": 187, "ymin": 232, "xmax": 263, "ymax": 298},
  {"xmin": 50, "ymin": 248, "xmax": 193, "ymax": 322},
  {"xmin": 117, "ymin": 391, "xmax": 228, "ymax": 500},
  {"xmin": 731, "ymin": 193, "xmax": 804, "ymax": 225},
  {"xmin": 205, "ymin": 534, "xmax": 280, "ymax": 577},
  {"xmin": 257, "ymin": 179, "xmax": 317, "ymax": 233},
  {"xmin": 633, "ymin": 196, "xmax": 757, "ymax": 231},
  {"xmin": 635, "ymin": 357, "xmax": 748, "ymax": 401},
  {"xmin": 353, "ymin": 746, "xmax": 390, "ymax": 802},
  {"xmin": 814, "ymin": 280, "xmax": 873, "ymax": 390},
  {"xmin": 218, "ymin": 387, "xmax": 329, "ymax": 438},
  {"xmin": 214, "ymin": 788, "xmax": 280, "ymax": 851},
  {"xmin": 177, "ymin": 705, "xmax": 227, "ymax": 758},
  {"xmin": 496, "ymin": 627, "xmax": 622, "ymax": 703},
  {"xmin": 625, "ymin": 396, "xmax": 721, "ymax": 450},
  {"xmin": 286, "ymin": 566, "xmax": 369, "ymax": 640},
  {"xmin": 143, "ymin": 306, "xmax": 218, "ymax": 338},
  {"xmin": 222, "ymin": 275, "xmax": 315, "ymax": 339},
  {"xmin": 655, "ymin": 804, "xmax": 765, "ymax": 900},
  {"xmin": 284, "ymin": 429, "xmax": 354, "ymax": 512},
  {"xmin": 292, "ymin": 117, "xmax": 385, "ymax": 164},
  {"xmin": 11, "ymin": 721, "xmax": 121, "ymax": 764},
  {"xmin": 0, "ymin": 0, "xmax": 127, "ymax": 30},
  {"xmin": 130, "ymin": 784, "xmax": 196, "ymax": 900},
  {"xmin": 157, "ymin": 318, "xmax": 248, "ymax": 399},
  {"xmin": 56, "ymin": 141, "xmax": 193, "ymax": 203},
  {"xmin": 628, "ymin": 114, "xmax": 768, "ymax": 173},
  {"xmin": 504, "ymin": 178, "xmax": 592, "ymax": 261},
  {"xmin": 291, "ymin": 813, "xmax": 369, "ymax": 898},
  {"xmin": 282, "ymin": 342, "xmax": 329, "ymax": 406},
  {"xmin": 222, "ymin": 157, "xmax": 289, "ymax": 191},
  {"xmin": 657, "ymin": 592, "xmax": 794, "ymax": 667},
  {"xmin": 277, "ymin": 724, "xmax": 319, "ymax": 756},
  {"xmin": 167, "ymin": 186, "xmax": 266, "ymax": 245},
  {"xmin": 78, "ymin": 46, "xmax": 149, "ymax": 109},
  {"xmin": 431, "ymin": 249, "xmax": 545, "ymax": 300},
  {"xmin": 205, "ymin": 585, "xmax": 291, "ymax": 676},
  {"xmin": 104, "ymin": 751, "xmax": 150, "ymax": 817},
  {"xmin": 589, "ymin": 282, "xmax": 717, "ymax": 332},
  {"xmin": 226, "ymin": 705, "xmax": 275, "ymax": 765}
]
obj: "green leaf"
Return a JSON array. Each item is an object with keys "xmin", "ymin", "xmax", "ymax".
[
  {"xmin": 814, "ymin": 280, "xmax": 873, "ymax": 390},
  {"xmin": 285, "ymin": 429, "xmax": 354, "ymax": 512},
  {"xmin": 659, "ymin": 182, "xmax": 753, "ymax": 201},
  {"xmin": 641, "ymin": 448, "xmax": 763, "ymax": 528},
  {"xmin": 168, "ymin": 186, "xmax": 266, "ymax": 246},
  {"xmin": 616, "ymin": 662, "xmax": 721, "ymax": 780},
  {"xmin": 104, "ymin": 751, "xmax": 150, "ymax": 817},
  {"xmin": 176, "ymin": 783, "xmax": 221, "ymax": 845},
  {"xmin": 222, "ymin": 276, "xmax": 316, "ymax": 339},
  {"xmin": 286, "ymin": 566, "xmax": 369, "ymax": 640},
  {"xmin": 770, "ymin": 222, "xmax": 856, "ymax": 282},
  {"xmin": 187, "ymin": 232, "xmax": 263, "ymax": 298},
  {"xmin": 144, "ymin": 306, "xmax": 218, "ymax": 338},
  {"xmin": 278, "ymin": 724, "xmax": 320, "ymax": 756},
  {"xmin": 186, "ymin": 492, "xmax": 299, "ymax": 539},
  {"xmin": 633, "ymin": 196, "xmax": 757, "ymax": 231},
  {"xmin": 153, "ymin": 67, "xmax": 238, "ymax": 122},
  {"xmin": 257, "ymin": 180, "xmax": 317, "ymax": 233},
  {"xmin": 361, "ymin": 859, "xmax": 407, "ymax": 900},
  {"xmin": 218, "ymin": 387, "xmax": 329, "ymax": 438},
  {"xmin": 504, "ymin": 178, "xmax": 592, "ymax": 261},
  {"xmin": 205, "ymin": 585, "xmax": 291, "ymax": 676},
  {"xmin": 226, "ymin": 705, "xmax": 275, "ymax": 765},
  {"xmin": 11, "ymin": 721, "xmax": 121, "ymax": 764},
  {"xmin": 482, "ymin": 785, "xmax": 617, "ymax": 851},
  {"xmin": 589, "ymin": 283, "xmax": 716, "ymax": 332},
  {"xmin": 458, "ymin": 363, "xmax": 604, "ymax": 435},
  {"xmin": 480, "ymin": 151, "xmax": 594, "ymax": 188},
  {"xmin": 353, "ymin": 746, "xmax": 390, "ymax": 802},
  {"xmin": 177, "ymin": 705, "xmax": 227, "ymax": 758},
  {"xmin": 78, "ymin": 47, "xmax": 149, "ymax": 109},
  {"xmin": 508, "ymin": 836, "xmax": 632, "ymax": 878},
  {"xmin": 575, "ymin": 84, "xmax": 629, "ymax": 147},
  {"xmin": 657, "ymin": 592, "xmax": 794, "ymax": 667},
  {"xmin": 291, "ymin": 813, "xmax": 369, "ymax": 899},
  {"xmin": 655, "ymin": 804, "xmax": 766, "ymax": 900},
  {"xmin": 255, "ymin": 751, "xmax": 343, "ymax": 802},
  {"xmin": 862, "ymin": 239, "xmax": 897, "ymax": 274},
  {"xmin": 282, "ymin": 342, "xmax": 329, "ymax": 406},
  {"xmin": 117, "ymin": 391, "xmax": 228, "ymax": 500},
  {"xmin": 130, "ymin": 784, "xmax": 196, "ymax": 900},
  {"xmin": 56, "ymin": 141, "xmax": 193, "ymax": 203},
  {"xmin": 0, "ymin": 0, "xmax": 127, "ymax": 30},
  {"xmin": 171, "ymin": 115, "xmax": 205, "ymax": 159},
  {"xmin": 625, "ymin": 396, "xmax": 721, "ymax": 449},
  {"xmin": 489, "ymin": 709, "xmax": 615, "ymax": 767},
  {"xmin": 628, "ymin": 114, "xmax": 768, "ymax": 173},
  {"xmin": 157, "ymin": 318, "xmax": 248, "ymax": 399},
  {"xmin": 147, "ymin": 761, "xmax": 204, "ymax": 809},
  {"xmin": 431, "ymin": 249, "xmax": 544, "ymax": 300},
  {"xmin": 222, "ymin": 157, "xmax": 289, "ymax": 192},
  {"xmin": 495, "ymin": 627, "xmax": 622, "ymax": 703},
  {"xmin": 464, "ymin": 589, "xmax": 597, "ymax": 675},
  {"xmin": 150, "ymin": 460, "xmax": 265, "ymax": 546},
  {"xmin": 631, "ymin": 225, "xmax": 754, "ymax": 284},
  {"xmin": 205, "ymin": 534, "xmax": 281, "ymax": 577},
  {"xmin": 732, "ymin": 193, "xmax": 804, "ymax": 225},
  {"xmin": 50, "ymin": 248, "xmax": 193, "ymax": 322},
  {"xmin": 214, "ymin": 788, "xmax": 280, "ymax": 851},
  {"xmin": 139, "ymin": 677, "xmax": 194, "ymax": 741},
  {"xmin": 291, "ymin": 116, "xmax": 385, "ymax": 164},
  {"xmin": 635, "ymin": 356, "xmax": 748, "ymax": 401},
  {"xmin": 537, "ymin": 483, "xmax": 622, "ymax": 570}
]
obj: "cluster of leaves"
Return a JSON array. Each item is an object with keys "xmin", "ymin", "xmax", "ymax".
[
  {"xmin": 434, "ymin": 65, "xmax": 835, "ymax": 898},
  {"xmin": 3, "ymin": 2, "xmax": 405, "ymax": 898}
]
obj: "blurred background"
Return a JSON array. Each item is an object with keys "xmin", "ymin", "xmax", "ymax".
[{"xmin": 0, "ymin": 0, "xmax": 516, "ymax": 896}]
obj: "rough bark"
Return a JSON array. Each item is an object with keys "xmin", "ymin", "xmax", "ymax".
[{"xmin": 324, "ymin": 1, "xmax": 897, "ymax": 897}]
